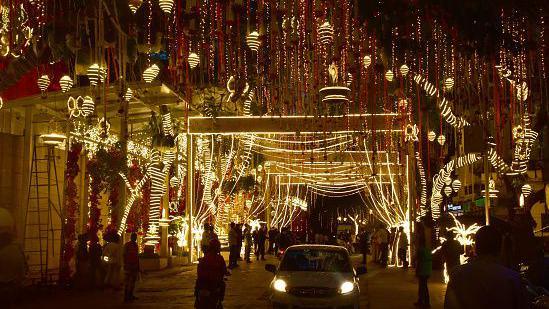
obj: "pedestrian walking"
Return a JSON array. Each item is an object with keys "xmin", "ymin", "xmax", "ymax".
[
  {"xmin": 415, "ymin": 222, "xmax": 432, "ymax": 308},
  {"xmin": 268, "ymin": 227, "xmax": 279, "ymax": 254},
  {"xmin": 89, "ymin": 240, "xmax": 104, "ymax": 288},
  {"xmin": 228, "ymin": 222, "xmax": 239, "ymax": 269},
  {"xmin": 358, "ymin": 230, "xmax": 370, "ymax": 268},
  {"xmin": 398, "ymin": 226, "xmax": 409, "ymax": 269},
  {"xmin": 103, "ymin": 233, "xmax": 122, "ymax": 289},
  {"xmin": 200, "ymin": 223, "xmax": 213, "ymax": 255},
  {"xmin": 123, "ymin": 233, "xmax": 140, "ymax": 302},
  {"xmin": 439, "ymin": 230, "xmax": 463, "ymax": 273},
  {"xmin": 378, "ymin": 225, "xmax": 390, "ymax": 268},
  {"xmin": 256, "ymin": 226, "xmax": 267, "ymax": 260},
  {"xmin": 243, "ymin": 224, "xmax": 253, "ymax": 263},
  {"xmin": 195, "ymin": 239, "xmax": 228, "ymax": 309}
]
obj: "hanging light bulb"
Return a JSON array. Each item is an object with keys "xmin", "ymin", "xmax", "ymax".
[
  {"xmin": 246, "ymin": 31, "xmax": 261, "ymax": 52},
  {"xmin": 188, "ymin": 52, "xmax": 200, "ymax": 69},
  {"xmin": 143, "ymin": 64, "xmax": 160, "ymax": 83},
  {"xmin": 428, "ymin": 131, "xmax": 437, "ymax": 142},
  {"xmin": 444, "ymin": 186, "xmax": 453, "ymax": 197},
  {"xmin": 521, "ymin": 184, "xmax": 532, "ymax": 197},
  {"xmin": 87, "ymin": 63, "xmax": 100, "ymax": 86},
  {"xmin": 444, "ymin": 77, "xmax": 454, "ymax": 91},
  {"xmin": 37, "ymin": 75, "xmax": 50, "ymax": 92},
  {"xmin": 128, "ymin": 0, "xmax": 143, "ymax": 13},
  {"xmin": 452, "ymin": 179, "xmax": 462, "ymax": 192},
  {"xmin": 124, "ymin": 88, "xmax": 133, "ymax": 102},
  {"xmin": 81, "ymin": 96, "xmax": 95, "ymax": 117},
  {"xmin": 346, "ymin": 73, "xmax": 353, "ymax": 87},
  {"xmin": 399, "ymin": 64, "xmax": 409, "ymax": 76},
  {"xmin": 318, "ymin": 21, "xmax": 334, "ymax": 45},
  {"xmin": 437, "ymin": 135, "xmax": 446, "ymax": 145},
  {"xmin": 158, "ymin": 0, "xmax": 174, "ymax": 14},
  {"xmin": 363, "ymin": 55, "xmax": 372, "ymax": 69},
  {"xmin": 59, "ymin": 75, "xmax": 73, "ymax": 93},
  {"xmin": 385, "ymin": 70, "xmax": 394, "ymax": 82}
]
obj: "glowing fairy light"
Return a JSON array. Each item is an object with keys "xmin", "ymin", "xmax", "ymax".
[
  {"xmin": 521, "ymin": 184, "xmax": 532, "ymax": 197},
  {"xmin": 188, "ymin": 52, "xmax": 200, "ymax": 69},
  {"xmin": 399, "ymin": 64, "xmax": 409, "ymax": 76},
  {"xmin": 87, "ymin": 64, "xmax": 106, "ymax": 86},
  {"xmin": 404, "ymin": 124, "xmax": 419, "ymax": 142},
  {"xmin": 363, "ymin": 55, "xmax": 372, "ymax": 68},
  {"xmin": 437, "ymin": 135, "xmax": 446, "ymax": 145},
  {"xmin": 158, "ymin": 0, "xmax": 174, "ymax": 14},
  {"xmin": 428, "ymin": 131, "xmax": 436, "ymax": 142},
  {"xmin": 444, "ymin": 186, "xmax": 453, "ymax": 197},
  {"xmin": 452, "ymin": 179, "xmax": 461, "ymax": 192},
  {"xmin": 81, "ymin": 96, "xmax": 95, "ymax": 117},
  {"xmin": 67, "ymin": 96, "xmax": 82, "ymax": 118},
  {"xmin": 246, "ymin": 31, "xmax": 261, "ymax": 52},
  {"xmin": 447, "ymin": 213, "xmax": 481, "ymax": 248},
  {"xmin": 40, "ymin": 133, "xmax": 67, "ymax": 147},
  {"xmin": 145, "ymin": 151, "xmax": 168, "ymax": 245},
  {"xmin": 415, "ymin": 152, "xmax": 427, "ymax": 218},
  {"xmin": 515, "ymin": 82, "xmax": 529, "ymax": 101},
  {"xmin": 481, "ymin": 179, "xmax": 499, "ymax": 198},
  {"xmin": 59, "ymin": 75, "xmax": 73, "ymax": 92},
  {"xmin": 143, "ymin": 64, "xmax": 160, "ymax": 83},
  {"xmin": 37, "ymin": 75, "xmax": 50, "ymax": 92},
  {"xmin": 124, "ymin": 88, "xmax": 133, "ymax": 101},
  {"xmin": 444, "ymin": 77, "xmax": 454, "ymax": 91},
  {"xmin": 385, "ymin": 70, "xmax": 394, "ymax": 82},
  {"xmin": 318, "ymin": 21, "xmax": 334, "ymax": 45},
  {"xmin": 0, "ymin": 97, "xmax": 3, "ymax": 110},
  {"xmin": 128, "ymin": 0, "xmax": 143, "ymax": 13}
]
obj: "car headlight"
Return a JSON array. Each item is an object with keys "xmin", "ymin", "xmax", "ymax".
[
  {"xmin": 273, "ymin": 279, "xmax": 287, "ymax": 292},
  {"xmin": 339, "ymin": 281, "xmax": 355, "ymax": 294}
]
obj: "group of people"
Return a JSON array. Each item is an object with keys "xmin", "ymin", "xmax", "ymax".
[{"xmin": 74, "ymin": 232, "xmax": 141, "ymax": 303}]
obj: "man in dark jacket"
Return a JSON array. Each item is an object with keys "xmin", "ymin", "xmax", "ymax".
[
  {"xmin": 195, "ymin": 239, "xmax": 227, "ymax": 309},
  {"xmin": 123, "ymin": 233, "xmax": 140, "ymax": 302}
]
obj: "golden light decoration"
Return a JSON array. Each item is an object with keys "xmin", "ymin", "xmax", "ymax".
[
  {"xmin": 515, "ymin": 82, "xmax": 529, "ymax": 101},
  {"xmin": 246, "ymin": 31, "xmax": 261, "ymax": 52},
  {"xmin": 512, "ymin": 125, "xmax": 524, "ymax": 139},
  {"xmin": 444, "ymin": 77, "xmax": 454, "ymax": 91},
  {"xmin": 81, "ymin": 96, "xmax": 95, "ymax": 117},
  {"xmin": 0, "ymin": 96, "xmax": 3, "ymax": 110},
  {"xmin": 143, "ymin": 64, "xmax": 160, "ymax": 83},
  {"xmin": 158, "ymin": 0, "xmax": 174, "ymax": 14},
  {"xmin": 521, "ymin": 184, "xmax": 532, "ymax": 197},
  {"xmin": 318, "ymin": 21, "xmax": 334, "ymax": 45},
  {"xmin": 444, "ymin": 186, "xmax": 453, "ymax": 197},
  {"xmin": 428, "ymin": 131, "xmax": 437, "ymax": 142},
  {"xmin": 37, "ymin": 75, "xmax": 50, "ymax": 92},
  {"xmin": 188, "ymin": 52, "xmax": 200, "ymax": 69},
  {"xmin": 399, "ymin": 64, "xmax": 409, "ymax": 76},
  {"xmin": 363, "ymin": 55, "xmax": 372, "ymax": 69},
  {"xmin": 128, "ymin": 0, "xmax": 143, "ymax": 13},
  {"xmin": 40, "ymin": 133, "xmax": 67, "ymax": 147},
  {"xmin": 59, "ymin": 75, "xmax": 73, "ymax": 93},
  {"xmin": 67, "ymin": 96, "xmax": 82, "ymax": 118},
  {"xmin": 437, "ymin": 134, "xmax": 446, "ymax": 145},
  {"xmin": 87, "ymin": 63, "xmax": 106, "ymax": 86},
  {"xmin": 385, "ymin": 70, "xmax": 394, "ymax": 82},
  {"xmin": 452, "ymin": 179, "xmax": 462, "ymax": 192},
  {"xmin": 124, "ymin": 88, "xmax": 133, "ymax": 102},
  {"xmin": 404, "ymin": 124, "xmax": 419, "ymax": 142}
]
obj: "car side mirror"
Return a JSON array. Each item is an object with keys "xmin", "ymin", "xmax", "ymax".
[
  {"xmin": 265, "ymin": 264, "xmax": 277, "ymax": 274},
  {"xmin": 355, "ymin": 266, "xmax": 367, "ymax": 276}
]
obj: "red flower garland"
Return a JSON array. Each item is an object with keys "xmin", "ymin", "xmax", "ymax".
[{"xmin": 59, "ymin": 143, "xmax": 82, "ymax": 284}]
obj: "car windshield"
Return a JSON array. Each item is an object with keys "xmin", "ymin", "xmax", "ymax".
[{"xmin": 279, "ymin": 248, "xmax": 352, "ymax": 272}]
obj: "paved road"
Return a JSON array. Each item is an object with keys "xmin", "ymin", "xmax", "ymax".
[{"xmin": 18, "ymin": 253, "xmax": 446, "ymax": 309}]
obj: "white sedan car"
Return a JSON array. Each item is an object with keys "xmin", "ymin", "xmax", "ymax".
[{"xmin": 265, "ymin": 244, "xmax": 366, "ymax": 309}]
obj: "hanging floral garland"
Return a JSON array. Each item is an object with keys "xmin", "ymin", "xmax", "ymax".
[
  {"xmin": 86, "ymin": 158, "xmax": 104, "ymax": 245},
  {"xmin": 59, "ymin": 143, "xmax": 82, "ymax": 284}
]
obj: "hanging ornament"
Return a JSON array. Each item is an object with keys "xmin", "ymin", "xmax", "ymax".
[
  {"xmin": 512, "ymin": 125, "xmax": 524, "ymax": 139},
  {"xmin": 444, "ymin": 177, "xmax": 452, "ymax": 186},
  {"xmin": 128, "ymin": 0, "xmax": 143, "ymax": 13},
  {"xmin": 346, "ymin": 73, "xmax": 353, "ymax": 87},
  {"xmin": 452, "ymin": 179, "xmax": 462, "ymax": 192},
  {"xmin": 37, "ymin": 75, "xmax": 50, "ymax": 92},
  {"xmin": 158, "ymin": 0, "xmax": 174, "ymax": 14},
  {"xmin": 188, "ymin": 52, "xmax": 200, "ymax": 69},
  {"xmin": 143, "ymin": 64, "xmax": 160, "ymax": 83},
  {"xmin": 81, "ymin": 96, "xmax": 95, "ymax": 117},
  {"xmin": 444, "ymin": 186, "xmax": 453, "ymax": 197},
  {"xmin": 318, "ymin": 21, "xmax": 334, "ymax": 45},
  {"xmin": 0, "ymin": 97, "xmax": 3, "ymax": 110},
  {"xmin": 385, "ymin": 70, "xmax": 394, "ymax": 82},
  {"xmin": 59, "ymin": 75, "xmax": 73, "ymax": 93},
  {"xmin": 404, "ymin": 124, "xmax": 419, "ymax": 142},
  {"xmin": 87, "ymin": 64, "xmax": 102, "ymax": 86},
  {"xmin": 437, "ymin": 135, "xmax": 446, "ymax": 145},
  {"xmin": 363, "ymin": 55, "xmax": 372, "ymax": 69},
  {"xmin": 246, "ymin": 31, "xmax": 261, "ymax": 52},
  {"xmin": 444, "ymin": 77, "xmax": 454, "ymax": 91},
  {"xmin": 521, "ymin": 184, "xmax": 532, "ymax": 197},
  {"xmin": 399, "ymin": 64, "xmax": 409, "ymax": 76},
  {"xmin": 170, "ymin": 176, "xmax": 179, "ymax": 188},
  {"xmin": 516, "ymin": 82, "xmax": 529, "ymax": 101},
  {"xmin": 428, "ymin": 131, "xmax": 437, "ymax": 142},
  {"xmin": 124, "ymin": 88, "xmax": 133, "ymax": 102}
]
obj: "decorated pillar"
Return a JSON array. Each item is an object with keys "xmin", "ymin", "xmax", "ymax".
[{"xmin": 185, "ymin": 134, "xmax": 194, "ymax": 262}]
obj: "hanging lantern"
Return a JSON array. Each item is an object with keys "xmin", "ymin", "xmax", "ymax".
[
  {"xmin": 158, "ymin": 0, "xmax": 174, "ymax": 14},
  {"xmin": 385, "ymin": 70, "xmax": 394, "ymax": 82},
  {"xmin": 363, "ymin": 55, "xmax": 372, "ymax": 69},
  {"xmin": 37, "ymin": 75, "xmax": 50, "ymax": 92},
  {"xmin": 444, "ymin": 186, "xmax": 453, "ymax": 197},
  {"xmin": 81, "ymin": 96, "xmax": 95, "ymax": 117},
  {"xmin": 428, "ymin": 131, "xmax": 437, "ymax": 142},
  {"xmin": 444, "ymin": 177, "xmax": 452, "ymax": 186},
  {"xmin": 437, "ymin": 134, "xmax": 446, "ymax": 145},
  {"xmin": 170, "ymin": 176, "xmax": 179, "ymax": 188},
  {"xmin": 399, "ymin": 64, "xmax": 409, "ymax": 76},
  {"xmin": 40, "ymin": 133, "xmax": 66, "ymax": 147},
  {"xmin": 346, "ymin": 73, "xmax": 353, "ymax": 87},
  {"xmin": 246, "ymin": 31, "xmax": 261, "ymax": 52},
  {"xmin": 521, "ymin": 184, "xmax": 532, "ymax": 197},
  {"xmin": 87, "ymin": 64, "xmax": 100, "ymax": 86},
  {"xmin": 143, "ymin": 64, "xmax": 160, "ymax": 83},
  {"xmin": 128, "ymin": 0, "xmax": 143, "ymax": 13},
  {"xmin": 444, "ymin": 77, "xmax": 454, "ymax": 91},
  {"xmin": 452, "ymin": 179, "xmax": 462, "ymax": 192},
  {"xmin": 59, "ymin": 75, "xmax": 73, "ymax": 93},
  {"xmin": 188, "ymin": 52, "xmax": 200, "ymax": 69},
  {"xmin": 318, "ymin": 21, "xmax": 334, "ymax": 45},
  {"xmin": 124, "ymin": 88, "xmax": 133, "ymax": 102}
]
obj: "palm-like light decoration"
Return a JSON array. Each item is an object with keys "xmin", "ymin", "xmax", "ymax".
[{"xmin": 447, "ymin": 213, "xmax": 482, "ymax": 248}]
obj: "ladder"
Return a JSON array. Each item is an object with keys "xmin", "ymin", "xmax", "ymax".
[{"xmin": 23, "ymin": 137, "xmax": 63, "ymax": 285}]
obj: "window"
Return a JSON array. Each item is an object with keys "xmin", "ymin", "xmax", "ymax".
[{"xmin": 279, "ymin": 248, "xmax": 352, "ymax": 272}]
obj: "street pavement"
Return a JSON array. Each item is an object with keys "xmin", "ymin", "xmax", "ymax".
[{"xmin": 18, "ymin": 253, "xmax": 446, "ymax": 309}]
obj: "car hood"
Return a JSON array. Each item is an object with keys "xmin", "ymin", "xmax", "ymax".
[{"xmin": 276, "ymin": 271, "xmax": 354, "ymax": 288}]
